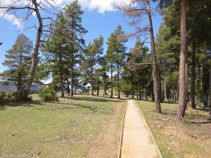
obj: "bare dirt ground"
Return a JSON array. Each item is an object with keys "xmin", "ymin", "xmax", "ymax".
[{"xmin": 86, "ymin": 100, "xmax": 126, "ymax": 158}]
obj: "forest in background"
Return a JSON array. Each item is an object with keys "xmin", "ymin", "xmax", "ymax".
[{"xmin": 0, "ymin": 0, "xmax": 210, "ymax": 121}]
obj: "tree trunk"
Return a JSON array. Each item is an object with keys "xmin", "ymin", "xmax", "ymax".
[
  {"xmin": 145, "ymin": 90, "xmax": 148, "ymax": 101},
  {"xmin": 70, "ymin": 18, "xmax": 74, "ymax": 97},
  {"xmin": 59, "ymin": 46, "xmax": 64, "ymax": 98},
  {"xmin": 139, "ymin": 83, "xmax": 141, "ymax": 100},
  {"xmin": 146, "ymin": 0, "xmax": 161, "ymax": 113},
  {"xmin": 91, "ymin": 66, "xmax": 94, "ymax": 96},
  {"xmin": 200, "ymin": 63, "xmax": 205, "ymax": 108},
  {"xmin": 174, "ymin": 90, "xmax": 177, "ymax": 103},
  {"xmin": 104, "ymin": 84, "xmax": 107, "ymax": 96},
  {"xmin": 209, "ymin": 63, "xmax": 211, "ymax": 117},
  {"xmin": 159, "ymin": 72, "xmax": 162, "ymax": 102},
  {"xmin": 152, "ymin": 91, "xmax": 154, "ymax": 101},
  {"xmin": 110, "ymin": 64, "xmax": 113, "ymax": 98},
  {"xmin": 117, "ymin": 65, "xmax": 120, "ymax": 99},
  {"xmin": 67, "ymin": 79, "xmax": 70, "ymax": 94},
  {"xmin": 182, "ymin": 63, "xmax": 188, "ymax": 117},
  {"xmin": 132, "ymin": 83, "xmax": 134, "ymax": 99},
  {"xmin": 22, "ymin": 0, "xmax": 42, "ymax": 100},
  {"xmin": 164, "ymin": 77, "xmax": 167, "ymax": 102},
  {"xmin": 191, "ymin": 41, "xmax": 196, "ymax": 109},
  {"xmin": 97, "ymin": 81, "xmax": 100, "ymax": 96},
  {"xmin": 177, "ymin": 0, "xmax": 187, "ymax": 121}
]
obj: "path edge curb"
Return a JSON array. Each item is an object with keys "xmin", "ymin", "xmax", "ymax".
[
  {"xmin": 117, "ymin": 100, "xmax": 128, "ymax": 158},
  {"xmin": 134, "ymin": 100, "xmax": 163, "ymax": 158}
]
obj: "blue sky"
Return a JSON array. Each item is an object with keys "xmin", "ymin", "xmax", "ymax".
[{"xmin": 0, "ymin": 0, "xmax": 163, "ymax": 73}]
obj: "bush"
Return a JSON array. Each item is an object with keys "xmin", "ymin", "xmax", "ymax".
[
  {"xmin": 0, "ymin": 90, "xmax": 21, "ymax": 103},
  {"xmin": 0, "ymin": 91, "xmax": 7, "ymax": 102},
  {"xmin": 39, "ymin": 86, "xmax": 58, "ymax": 101}
]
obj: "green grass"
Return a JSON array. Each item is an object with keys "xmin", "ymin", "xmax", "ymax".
[
  {"xmin": 137, "ymin": 100, "xmax": 211, "ymax": 158},
  {"xmin": 0, "ymin": 94, "xmax": 122, "ymax": 158}
]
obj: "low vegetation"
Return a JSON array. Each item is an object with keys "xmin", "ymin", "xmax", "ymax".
[
  {"xmin": 137, "ymin": 100, "xmax": 211, "ymax": 158},
  {"xmin": 0, "ymin": 94, "xmax": 126, "ymax": 158},
  {"xmin": 39, "ymin": 86, "xmax": 58, "ymax": 101}
]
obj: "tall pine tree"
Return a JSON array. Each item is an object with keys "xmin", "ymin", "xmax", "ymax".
[{"xmin": 2, "ymin": 34, "xmax": 32, "ymax": 92}]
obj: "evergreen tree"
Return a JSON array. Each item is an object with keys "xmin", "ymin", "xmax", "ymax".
[
  {"xmin": 1, "ymin": 34, "xmax": 32, "ymax": 92},
  {"xmin": 106, "ymin": 25, "xmax": 126, "ymax": 98},
  {"xmin": 106, "ymin": 33, "xmax": 116, "ymax": 98},
  {"xmin": 81, "ymin": 36, "xmax": 104, "ymax": 96},
  {"xmin": 98, "ymin": 56, "xmax": 109, "ymax": 96},
  {"xmin": 113, "ymin": 25, "xmax": 127, "ymax": 99},
  {"xmin": 64, "ymin": 0, "xmax": 87, "ymax": 97},
  {"xmin": 42, "ymin": 11, "xmax": 68, "ymax": 97}
]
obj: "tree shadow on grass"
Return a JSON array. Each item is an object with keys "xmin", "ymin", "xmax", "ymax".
[
  {"xmin": 0, "ymin": 96, "xmax": 119, "ymax": 113},
  {"xmin": 0, "ymin": 100, "xmax": 43, "ymax": 110},
  {"xmin": 161, "ymin": 109, "xmax": 177, "ymax": 117},
  {"xmin": 190, "ymin": 121, "xmax": 211, "ymax": 125},
  {"xmin": 69, "ymin": 96, "xmax": 122, "ymax": 103},
  {"xmin": 55, "ymin": 101, "xmax": 111, "ymax": 114},
  {"xmin": 196, "ymin": 107, "xmax": 209, "ymax": 112}
]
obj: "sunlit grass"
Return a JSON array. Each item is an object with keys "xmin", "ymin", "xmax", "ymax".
[
  {"xmin": 0, "ymin": 94, "xmax": 122, "ymax": 158},
  {"xmin": 137, "ymin": 100, "xmax": 211, "ymax": 158}
]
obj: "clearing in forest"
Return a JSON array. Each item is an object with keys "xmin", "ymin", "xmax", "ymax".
[{"xmin": 0, "ymin": 95, "xmax": 126, "ymax": 158}]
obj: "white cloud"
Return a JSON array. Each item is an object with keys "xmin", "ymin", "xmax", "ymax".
[
  {"xmin": 88, "ymin": 0, "xmax": 132, "ymax": 13},
  {"xmin": 0, "ymin": 0, "xmax": 132, "ymax": 28},
  {"xmin": 4, "ymin": 14, "xmax": 22, "ymax": 28},
  {"xmin": 0, "ymin": 12, "xmax": 23, "ymax": 29}
]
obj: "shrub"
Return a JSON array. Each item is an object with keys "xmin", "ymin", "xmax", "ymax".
[
  {"xmin": 39, "ymin": 86, "xmax": 58, "ymax": 101},
  {"xmin": 0, "ymin": 91, "xmax": 7, "ymax": 102},
  {"xmin": 0, "ymin": 90, "xmax": 20, "ymax": 103}
]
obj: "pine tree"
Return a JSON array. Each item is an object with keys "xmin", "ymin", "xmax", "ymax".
[
  {"xmin": 64, "ymin": 1, "xmax": 87, "ymax": 97},
  {"xmin": 98, "ymin": 56, "xmax": 109, "ymax": 96},
  {"xmin": 81, "ymin": 36, "xmax": 104, "ymax": 96},
  {"xmin": 2, "ymin": 34, "xmax": 32, "ymax": 92},
  {"xmin": 106, "ymin": 33, "xmax": 116, "ymax": 98},
  {"xmin": 42, "ymin": 11, "xmax": 68, "ymax": 97}
]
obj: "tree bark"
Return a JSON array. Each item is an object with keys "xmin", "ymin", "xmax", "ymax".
[
  {"xmin": 139, "ymin": 83, "xmax": 141, "ymax": 100},
  {"xmin": 97, "ymin": 81, "xmax": 100, "ymax": 96},
  {"xmin": 182, "ymin": 63, "xmax": 188, "ymax": 117},
  {"xmin": 177, "ymin": 0, "xmax": 187, "ymax": 121},
  {"xmin": 191, "ymin": 41, "xmax": 196, "ymax": 109},
  {"xmin": 67, "ymin": 79, "xmax": 70, "ymax": 94},
  {"xmin": 145, "ymin": 89, "xmax": 148, "ymax": 101},
  {"xmin": 209, "ymin": 63, "xmax": 211, "ymax": 116},
  {"xmin": 164, "ymin": 77, "xmax": 167, "ymax": 102},
  {"xmin": 159, "ymin": 71, "xmax": 162, "ymax": 102},
  {"xmin": 71, "ymin": 17, "xmax": 74, "ymax": 97},
  {"xmin": 146, "ymin": 0, "xmax": 161, "ymax": 113},
  {"xmin": 59, "ymin": 46, "xmax": 64, "ymax": 98},
  {"xmin": 132, "ymin": 82, "xmax": 134, "ymax": 99},
  {"xmin": 117, "ymin": 64, "xmax": 120, "ymax": 99},
  {"xmin": 91, "ymin": 65, "xmax": 94, "ymax": 96},
  {"xmin": 200, "ymin": 63, "xmax": 205, "ymax": 108},
  {"xmin": 23, "ymin": 0, "xmax": 42, "ymax": 100},
  {"xmin": 110, "ymin": 63, "xmax": 113, "ymax": 98},
  {"xmin": 104, "ymin": 84, "xmax": 107, "ymax": 96},
  {"xmin": 71, "ymin": 59, "xmax": 74, "ymax": 97}
]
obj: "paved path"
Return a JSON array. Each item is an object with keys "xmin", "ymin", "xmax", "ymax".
[{"xmin": 121, "ymin": 100, "xmax": 162, "ymax": 158}]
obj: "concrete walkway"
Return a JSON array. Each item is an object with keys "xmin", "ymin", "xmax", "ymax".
[{"xmin": 121, "ymin": 100, "xmax": 162, "ymax": 158}]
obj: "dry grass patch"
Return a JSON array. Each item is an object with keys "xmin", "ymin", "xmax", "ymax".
[{"xmin": 137, "ymin": 100, "xmax": 211, "ymax": 158}]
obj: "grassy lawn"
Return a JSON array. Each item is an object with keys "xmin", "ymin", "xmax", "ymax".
[
  {"xmin": 0, "ymin": 94, "xmax": 125, "ymax": 158},
  {"xmin": 137, "ymin": 100, "xmax": 211, "ymax": 158}
]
